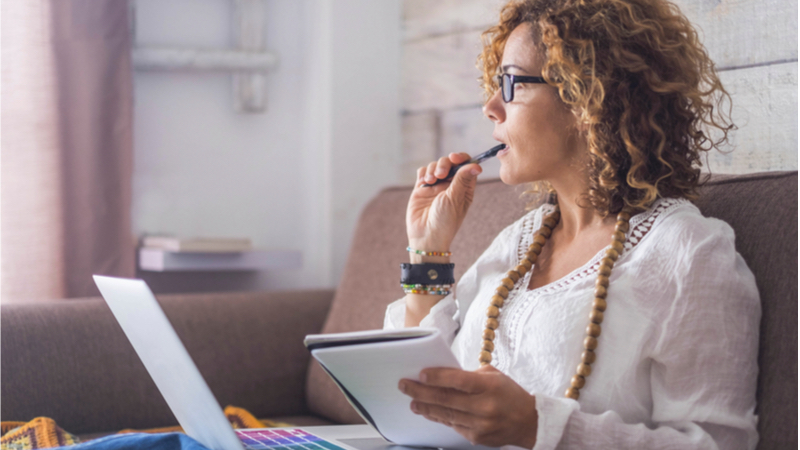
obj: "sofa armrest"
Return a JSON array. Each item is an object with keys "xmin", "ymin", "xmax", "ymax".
[{"xmin": 1, "ymin": 289, "xmax": 335, "ymax": 435}]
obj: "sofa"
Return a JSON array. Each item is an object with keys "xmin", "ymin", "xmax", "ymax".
[{"xmin": 2, "ymin": 171, "xmax": 797, "ymax": 449}]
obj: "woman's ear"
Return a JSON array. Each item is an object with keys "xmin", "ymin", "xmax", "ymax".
[
  {"xmin": 573, "ymin": 109, "xmax": 590, "ymax": 135},
  {"xmin": 568, "ymin": 110, "xmax": 589, "ymax": 135}
]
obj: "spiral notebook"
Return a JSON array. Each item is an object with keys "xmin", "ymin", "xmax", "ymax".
[{"xmin": 306, "ymin": 329, "xmax": 497, "ymax": 450}]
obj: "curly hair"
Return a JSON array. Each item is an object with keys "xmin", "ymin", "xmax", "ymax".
[{"xmin": 478, "ymin": 0, "xmax": 734, "ymax": 214}]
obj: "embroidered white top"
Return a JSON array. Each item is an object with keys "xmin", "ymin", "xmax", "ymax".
[{"xmin": 384, "ymin": 198, "xmax": 760, "ymax": 450}]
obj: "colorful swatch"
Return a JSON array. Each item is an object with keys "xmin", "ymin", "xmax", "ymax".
[{"xmin": 236, "ymin": 428, "xmax": 348, "ymax": 450}]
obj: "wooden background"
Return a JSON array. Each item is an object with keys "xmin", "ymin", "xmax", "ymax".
[{"xmin": 399, "ymin": 0, "xmax": 798, "ymax": 183}]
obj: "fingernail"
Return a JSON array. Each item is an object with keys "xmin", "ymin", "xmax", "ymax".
[
  {"xmin": 470, "ymin": 168, "xmax": 480, "ymax": 176},
  {"xmin": 410, "ymin": 401, "xmax": 419, "ymax": 413},
  {"xmin": 399, "ymin": 381, "xmax": 407, "ymax": 393},
  {"xmin": 419, "ymin": 372, "xmax": 428, "ymax": 383}
]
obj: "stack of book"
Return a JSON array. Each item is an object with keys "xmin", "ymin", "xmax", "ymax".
[
  {"xmin": 138, "ymin": 236, "xmax": 301, "ymax": 272},
  {"xmin": 141, "ymin": 236, "xmax": 253, "ymax": 253}
]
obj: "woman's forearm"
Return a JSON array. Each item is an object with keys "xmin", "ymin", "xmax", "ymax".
[{"xmin": 403, "ymin": 293, "xmax": 447, "ymax": 327}]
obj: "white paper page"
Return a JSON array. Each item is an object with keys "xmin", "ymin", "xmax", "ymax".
[
  {"xmin": 93, "ymin": 276, "xmax": 243, "ymax": 450},
  {"xmin": 304, "ymin": 328, "xmax": 434, "ymax": 347},
  {"xmin": 312, "ymin": 330, "xmax": 496, "ymax": 450}
]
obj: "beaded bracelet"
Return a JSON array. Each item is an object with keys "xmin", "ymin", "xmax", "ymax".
[
  {"xmin": 401, "ymin": 283, "xmax": 452, "ymax": 296},
  {"xmin": 403, "ymin": 288, "xmax": 451, "ymax": 295},
  {"xmin": 401, "ymin": 283, "xmax": 452, "ymax": 290},
  {"xmin": 406, "ymin": 247, "xmax": 452, "ymax": 257}
]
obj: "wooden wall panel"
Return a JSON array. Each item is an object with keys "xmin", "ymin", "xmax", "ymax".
[
  {"xmin": 674, "ymin": 0, "xmax": 798, "ymax": 69},
  {"xmin": 403, "ymin": 0, "xmax": 504, "ymax": 41},
  {"xmin": 708, "ymin": 61, "xmax": 798, "ymax": 173},
  {"xmin": 440, "ymin": 107, "xmax": 495, "ymax": 155},
  {"xmin": 401, "ymin": 112, "xmax": 439, "ymax": 184},
  {"xmin": 402, "ymin": 0, "xmax": 798, "ymax": 67},
  {"xmin": 403, "ymin": 31, "xmax": 485, "ymax": 112}
]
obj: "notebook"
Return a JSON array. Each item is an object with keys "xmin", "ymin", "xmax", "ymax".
[
  {"xmin": 92, "ymin": 275, "xmax": 398, "ymax": 450},
  {"xmin": 305, "ymin": 329, "xmax": 493, "ymax": 449}
]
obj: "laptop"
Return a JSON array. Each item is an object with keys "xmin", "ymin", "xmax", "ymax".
[{"xmin": 93, "ymin": 275, "xmax": 402, "ymax": 450}]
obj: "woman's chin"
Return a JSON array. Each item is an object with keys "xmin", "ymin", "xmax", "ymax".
[{"xmin": 499, "ymin": 167, "xmax": 524, "ymax": 186}]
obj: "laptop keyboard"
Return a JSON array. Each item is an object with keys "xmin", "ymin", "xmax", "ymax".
[{"xmin": 236, "ymin": 429, "xmax": 348, "ymax": 450}]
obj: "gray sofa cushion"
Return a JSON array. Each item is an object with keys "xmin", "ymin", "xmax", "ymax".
[
  {"xmin": 1, "ymin": 289, "xmax": 335, "ymax": 435},
  {"xmin": 693, "ymin": 171, "xmax": 798, "ymax": 449},
  {"xmin": 306, "ymin": 172, "xmax": 798, "ymax": 450}
]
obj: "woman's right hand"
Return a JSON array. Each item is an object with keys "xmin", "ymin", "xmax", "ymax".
[{"xmin": 406, "ymin": 153, "xmax": 482, "ymax": 255}]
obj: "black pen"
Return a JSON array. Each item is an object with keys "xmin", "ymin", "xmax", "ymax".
[{"xmin": 422, "ymin": 143, "xmax": 506, "ymax": 187}]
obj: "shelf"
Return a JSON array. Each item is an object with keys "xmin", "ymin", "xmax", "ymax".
[
  {"xmin": 139, "ymin": 248, "xmax": 302, "ymax": 272},
  {"xmin": 132, "ymin": 47, "xmax": 278, "ymax": 72}
]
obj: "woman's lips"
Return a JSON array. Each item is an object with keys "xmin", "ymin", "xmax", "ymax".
[{"xmin": 497, "ymin": 146, "xmax": 510, "ymax": 157}]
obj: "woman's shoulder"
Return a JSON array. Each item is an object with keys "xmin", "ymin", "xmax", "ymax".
[
  {"xmin": 625, "ymin": 197, "xmax": 759, "ymax": 328},
  {"xmin": 627, "ymin": 197, "xmax": 758, "ymax": 303},
  {"xmin": 626, "ymin": 197, "xmax": 735, "ymax": 253}
]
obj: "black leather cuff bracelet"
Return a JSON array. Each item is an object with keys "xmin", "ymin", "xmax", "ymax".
[{"xmin": 400, "ymin": 263, "xmax": 455, "ymax": 285}]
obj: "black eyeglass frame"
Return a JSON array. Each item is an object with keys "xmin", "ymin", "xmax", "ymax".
[{"xmin": 496, "ymin": 74, "xmax": 547, "ymax": 102}]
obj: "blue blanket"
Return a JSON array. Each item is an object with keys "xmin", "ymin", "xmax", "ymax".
[{"xmin": 55, "ymin": 433, "xmax": 210, "ymax": 450}]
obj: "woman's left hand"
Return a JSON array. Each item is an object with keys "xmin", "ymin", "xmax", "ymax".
[{"xmin": 398, "ymin": 364, "xmax": 538, "ymax": 448}]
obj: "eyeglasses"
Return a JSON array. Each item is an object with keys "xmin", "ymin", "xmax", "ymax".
[{"xmin": 496, "ymin": 73, "xmax": 546, "ymax": 102}]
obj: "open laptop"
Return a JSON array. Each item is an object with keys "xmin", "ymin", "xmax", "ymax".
[{"xmin": 93, "ymin": 275, "xmax": 400, "ymax": 450}]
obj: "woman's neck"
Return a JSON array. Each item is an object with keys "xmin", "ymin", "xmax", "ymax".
[
  {"xmin": 554, "ymin": 199, "xmax": 612, "ymax": 240},
  {"xmin": 548, "ymin": 171, "xmax": 612, "ymax": 240}
]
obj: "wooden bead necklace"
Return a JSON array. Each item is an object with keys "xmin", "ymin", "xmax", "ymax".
[{"xmin": 480, "ymin": 204, "xmax": 633, "ymax": 401}]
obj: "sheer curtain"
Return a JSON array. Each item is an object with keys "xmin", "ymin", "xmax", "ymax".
[{"xmin": 1, "ymin": 0, "xmax": 134, "ymax": 302}]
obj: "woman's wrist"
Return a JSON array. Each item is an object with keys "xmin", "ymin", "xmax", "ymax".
[
  {"xmin": 409, "ymin": 253, "xmax": 451, "ymax": 264},
  {"xmin": 401, "ymin": 242, "xmax": 454, "ymax": 326},
  {"xmin": 407, "ymin": 242, "xmax": 452, "ymax": 264},
  {"xmin": 518, "ymin": 394, "xmax": 538, "ymax": 449}
]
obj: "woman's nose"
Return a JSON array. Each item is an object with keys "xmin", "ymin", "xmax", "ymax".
[{"xmin": 482, "ymin": 89, "xmax": 505, "ymax": 123}]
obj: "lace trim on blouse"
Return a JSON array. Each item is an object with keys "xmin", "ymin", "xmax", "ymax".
[{"xmin": 494, "ymin": 197, "xmax": 689, "ymax": 372}]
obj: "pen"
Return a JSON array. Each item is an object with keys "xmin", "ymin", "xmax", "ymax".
[{"xmin": 422, "ymin": 143, "xmax": 507, "ymax": 188}]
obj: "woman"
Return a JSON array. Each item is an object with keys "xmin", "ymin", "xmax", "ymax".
[{"xmin": 386, "ymin": 0, "xmax": 760, "ymax": 449}]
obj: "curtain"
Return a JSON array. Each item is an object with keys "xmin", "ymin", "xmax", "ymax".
[{"xmin": 1, "ymin": 0, "xmax": 134, "ymax": 301}]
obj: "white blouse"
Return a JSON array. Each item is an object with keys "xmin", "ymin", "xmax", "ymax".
[{"xmin": 384, "ymin": 198, "xmax": 760, "ymax": 450}]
